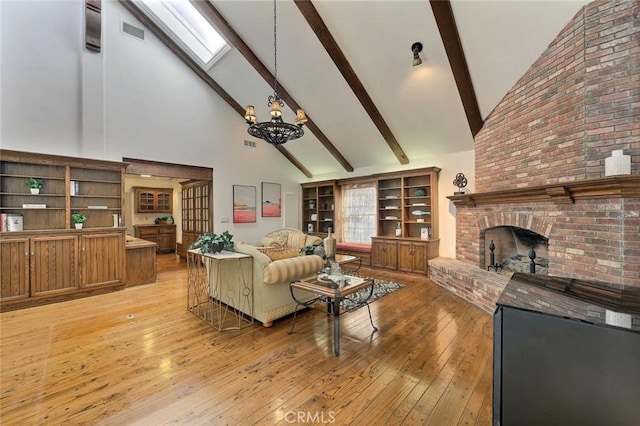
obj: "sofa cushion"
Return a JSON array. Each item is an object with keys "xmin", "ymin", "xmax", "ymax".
[
  {"xmin": 234, "ymin": 242, "xmax": 271, "ymax": 269},
  {"xmin": 263, "ymin": 255, "xmax": 324, "ymax": 285},
  {"xmin": 257, "ymin": 247, "xmax": 299, "ymax": 261}
]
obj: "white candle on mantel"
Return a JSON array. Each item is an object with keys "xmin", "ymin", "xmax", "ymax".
[{"xmin": 604, "ymin": 150, "xmax": 631, "ymax": 176}]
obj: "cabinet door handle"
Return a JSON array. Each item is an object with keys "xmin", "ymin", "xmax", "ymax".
[{"xmin": 27, "ymin": 251, "xmax": 32, "ymax": 257}]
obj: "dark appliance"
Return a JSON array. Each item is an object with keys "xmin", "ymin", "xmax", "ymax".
[{"xmin": 493, "ymin": 273, "xmax": 640, "ymax": 425}]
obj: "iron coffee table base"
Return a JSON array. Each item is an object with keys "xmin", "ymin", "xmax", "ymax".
[{"xmin": 288, "ymin": 276, "xmax": 378, "ymax": 356}]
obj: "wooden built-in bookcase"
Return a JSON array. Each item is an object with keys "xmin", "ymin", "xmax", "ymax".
[
  {"xmin": 0, "ymin": 149, "xmax": 127, "ymax": 311},
  {"xmin": 301, "ymin": 180, "xmax": 338, "ymax": 236},
  {"xmin": 377, "ymin": 168, "xmax": 439, "ymax": 240},
  {"xmin": 302, "ymin": 167, "xmax": 440, "ymax": 276}
]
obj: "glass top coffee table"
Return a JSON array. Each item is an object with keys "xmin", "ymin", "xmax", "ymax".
[
  {"xmin": 288, "ymin": 274, "xmax": 378, "ymax": 356},
  {"xmin": 333, "ymin": 254, "xmax": 362, "ymax": 273}
]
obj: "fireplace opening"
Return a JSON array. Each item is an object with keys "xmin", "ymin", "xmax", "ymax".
[{"xmin": 482, "ymin": 227, "xmax": 549, "ymax": 275}]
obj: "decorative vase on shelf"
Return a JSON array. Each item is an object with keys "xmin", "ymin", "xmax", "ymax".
[
  {"xmin": 324, "ymin": 228, "xmax": 336, "ymax": 260},
  {"xmin": 30, "ymin": 188, "xmax": 40, "ymax": 194},
  {"xmin": 75, "ymin": 223, "xmax": 83, "ymax": 229},
  {"xmin": 605, "ymin": 150, "xmax": 631, "ymax": 176}
]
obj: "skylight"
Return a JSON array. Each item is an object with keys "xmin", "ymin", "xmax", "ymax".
[{"xmin": 135, "ymin": 0, "xmax": 228, "ymax": 69}]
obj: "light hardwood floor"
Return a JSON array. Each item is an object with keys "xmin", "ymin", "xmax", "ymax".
[{"xmin": 1, "ymin": 255, "xmax": 493, "ymax": 425}]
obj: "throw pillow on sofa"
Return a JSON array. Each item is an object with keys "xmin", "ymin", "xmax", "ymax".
[
  {"xmin": 261, "ymin": 231, "xmax": 289, "ymax": 248},
  {"xmin": 286, "ymin": 232, "xmax": 307, "ymax": 249},
  {"xmin": 257, "ymin": 247, "xmax": 299, "ymax": 261}
]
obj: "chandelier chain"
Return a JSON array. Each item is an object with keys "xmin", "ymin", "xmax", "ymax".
[{"xmin": 273, "ymin": 0, "xmax": 278, "ymax": 98}]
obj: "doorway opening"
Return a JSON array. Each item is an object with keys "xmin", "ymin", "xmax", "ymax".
[{"xmin": 123, "ymin": 157, "xmax": 213, "ymax": 273}]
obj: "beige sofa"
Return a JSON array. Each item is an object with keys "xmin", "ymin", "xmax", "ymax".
[{"xmin": 233, "ymin": 228, "xmax": 324, "ymax": 327}]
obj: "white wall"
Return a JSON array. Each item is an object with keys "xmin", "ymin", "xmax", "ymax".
[
  {"xmin": 0, "ymin": 0, "xmax": 304, "ymax": 245},
  {"xmin": 1, "ymin": 1, "xmax": 83, "ymax": 154}
]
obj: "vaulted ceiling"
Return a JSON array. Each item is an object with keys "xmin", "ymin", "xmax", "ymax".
[{"xmin": 121, "ymin": 0, "xmax": 589, "ymax": 178}]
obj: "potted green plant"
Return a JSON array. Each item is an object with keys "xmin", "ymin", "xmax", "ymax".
[
  {"xmin": 189, "ymin": 231, "xmax": 234, "ymax": 254},
  {"xmin": 26, "ymin": 177, "xmax": 43, "ymax": 194},
  {"xmin": 71, "ymin": 211, "xmax": 87, "ymax": 229}
]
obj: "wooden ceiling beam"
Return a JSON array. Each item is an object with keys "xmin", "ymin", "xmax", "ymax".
[
  {"xmin": 195, "ymin": 1, "xmax": 354, "ymax": 173},
  {"xmin": 430, "ymin": 0, "xmax": 483, "ymax": 137},
  {"xmin": 119, "ymin": 0, "xmax": 313, "ymax": 178},
  {"xmin": 295, "ymin": 0, "xmax": 409, "ymax": 165}
]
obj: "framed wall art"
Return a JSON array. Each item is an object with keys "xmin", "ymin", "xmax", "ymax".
[
  {"xmin": 233, "ymin": 185, "xmax": 256, "ymax": 223},
  {"xmin": 261, "ymin": 182, "xmax": 281, "ymax": 217}
]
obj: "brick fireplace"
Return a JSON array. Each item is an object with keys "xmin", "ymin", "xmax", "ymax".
[
  {"xmin": 430, "ymin": 0, "xmax": 639, "ymax": 312},
  {"xmin": 451, "ymin": 179, "xmax": 640, "ymax": 287}
]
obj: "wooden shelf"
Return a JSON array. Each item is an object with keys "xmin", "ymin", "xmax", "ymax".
[
  {"xmin": 376, "ymin": 167, "xmax": 440, "ymax": 240},
  {"xmin": 301, "ymin": 180, "xmax": 338, "ymax": 235},
  {"xmin": 1, "ymin": 149, "xmax": 126, "ymax": 311}
]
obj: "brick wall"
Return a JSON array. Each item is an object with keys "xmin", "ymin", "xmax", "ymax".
[
  {"xmin": 475, "ymin": 0, "xmax": 639, "ymax": 192},
  {"xmin": 454, "ymin": 0, "xmax": 640, "ymax": 287}
]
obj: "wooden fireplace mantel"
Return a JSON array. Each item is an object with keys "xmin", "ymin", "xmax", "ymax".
[{"xmin": 447, "ymin": 175, "xmax": 640, "ymax": 207}]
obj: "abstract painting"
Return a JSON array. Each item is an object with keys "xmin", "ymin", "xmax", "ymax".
[
  {"xmin": 261, "ymin": 182, "xmax": 281, "ymax": 217},
  {"xmin": 233, "ymin": 185, "xmax": 256, "ymax": 223}
]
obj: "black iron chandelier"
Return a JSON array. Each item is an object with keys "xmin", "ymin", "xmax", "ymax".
[{"xmin": 244, "ymin": 0, "xmax": 307, "ymax": 145}]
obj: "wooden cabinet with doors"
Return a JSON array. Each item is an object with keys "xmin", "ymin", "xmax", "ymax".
[
  {"xmin": 178, "ymin": 180, "xmax": 210, "ymax": 259},
  {"xmin": 134, "ymin": 224, "xmax": 176, "ymax": 253},
  {"xmin": 81, "ymin": 232, "xmax": 125, "ymax": 287},
  {"xmin": 0, "ymin": 237, "xmax": 31, "ymax": 301},
  {"xmin": 0, "ymin": 149, "xmax": 127, "ymax": 311},
  {"xmin": 0, "ymin": 229, "xmax": 125, "ymax": 311},
  {"xmin": 398, "ymin": 240, "xmax": 429, "ymax": 275},
  {"xmin": 372, "ymin": 236, "xmax": 438, "ymax": 276},
  {"xmin": 371, "ymin": 237, "xmax": 398, "ymax": 270},
  {"xmin": 29, "ymin": 234, "xmax": 81, "ymax": 297},
  {"xmin": 1, "ymin": 234, "xmax": 81, "ymax": 301},
  {"xmin": 301, "ymin": 180, "xmax": 338, "ymax": 236},
  {"xmin": 134, "ymin": 187, "xmax": 173, "ymax": 214}
]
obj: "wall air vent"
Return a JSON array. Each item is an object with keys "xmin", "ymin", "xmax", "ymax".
[
  {"xmin": 244, "ymin": 140, "xmax": 257, "ymax": 148},
  {"xmin": 122, "ymin": 21, "xmax": 145, "ymax": 41}
]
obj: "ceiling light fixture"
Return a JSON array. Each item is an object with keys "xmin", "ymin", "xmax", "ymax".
[
  {"xmin": 411, "ymin": 42, "xmax": 423, "ymax": 67},
  {"xmin": 244, "ymin": 0, "xmax": 307, "ymax": 145}
]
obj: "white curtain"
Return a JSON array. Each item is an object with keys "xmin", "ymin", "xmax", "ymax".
[{"xmin": 341, "ymin": 184, "xmax": 376, "ymax": 244}]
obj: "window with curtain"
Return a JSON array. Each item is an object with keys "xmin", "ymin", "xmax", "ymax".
[{"xmin": 341, "ymin": 183, "xmax": 377, "ymax": 244}]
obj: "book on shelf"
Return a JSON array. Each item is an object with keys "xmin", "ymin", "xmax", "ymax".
[
  {"xmin": 22, "ymin": 203, "xmax": 46, "ymax": 208},
  {"xmin": 87, "ymin": 205, "xmax": 108, "ymax": 209},
  {"xmin": 70, "ymin": 180, "xmax": 79, "ymax": 195},
  {"xmin": 385, "ymin": 216, "xmax": 398, "ymax": 220}
]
